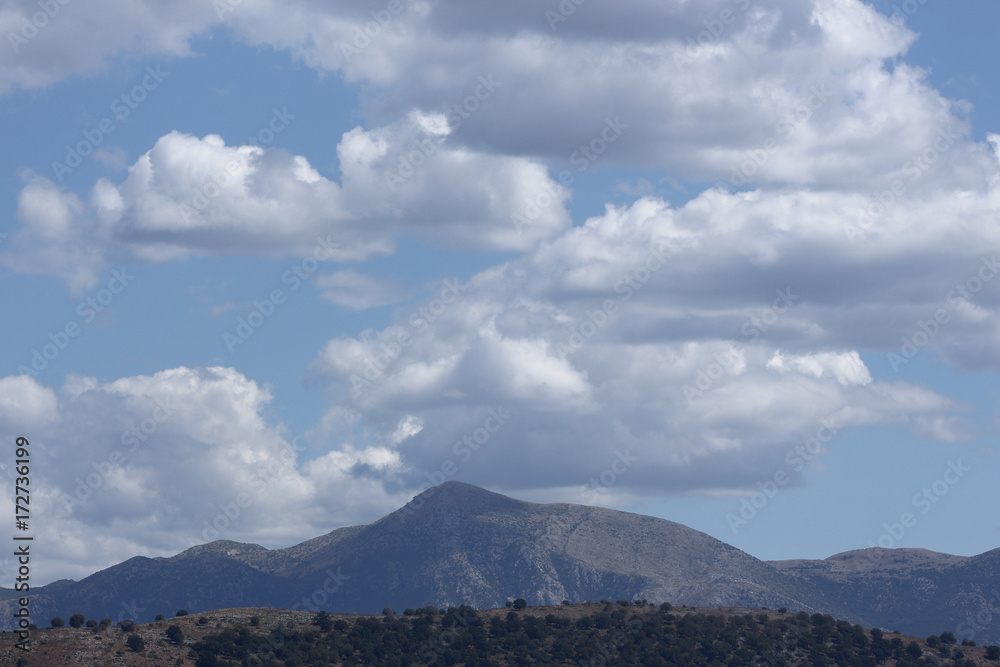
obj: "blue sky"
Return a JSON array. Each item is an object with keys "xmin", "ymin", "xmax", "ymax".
[{"xmin": 0, "ymin": 0, "xmax": 998, "ymax": 586}]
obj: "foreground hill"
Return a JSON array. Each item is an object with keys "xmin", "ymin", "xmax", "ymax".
[
  {"xmin": 0, "ymin": 482, "xmax": 858, "ymax": 628},
  {"xmin": 3, "ymin": 603, "xmax": 997, "ymax": 667}
]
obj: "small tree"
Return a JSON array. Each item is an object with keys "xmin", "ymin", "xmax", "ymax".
[
  {"xmin": 69, "ymin": 613, "xmax": 86, "ymax": 628},
  {"xmin": 99, "ymin": 618, "xmax": 112, "ymax": 627},
  {"xmin": 118, "ymin": 619, "xmax": 135, "ymax": 632},
  {"xmin": 985, "ymin": 645, "xmax": 1000, "ymax": 660},
  {"xmin": 512, "ymin": 598, "xmax": 527, "ymax": 610},
  {"xmin": 85, "ymin": 619, "xmax": 98, "ymax": 628},
  {"xmin": 126, "ymin": 633, "xmax": 145, "ymax": 652},
  {"xmin": 175, "ymin": 609, "xmax": 189, "ymax": 617},
  {"xmin": 940, "ymin": 631, "xmax": 957, "ymax": 645},
  {"xmin": 927, "ymin": 635, "xmax": 941, "ymax": 647},
  {"xmin": 382, "ymin": 607, "xmax": 396, "ymax": 616},
  {"xmin": 906, "ymin": 641, "xmax": 922, "ymax": 658},
  {"xmin": 249, "ymin": 616, "xmax": 260, "ymax": 627},
  {"xmin": 155, "ymin": 614, "xmax": 165, "ymax": 621},
  {"xmin": 314, "ymin": 610, "xmax": 332, "ymax": 632},
  {"xmin": 165, "ymin": 624, "xmax": 184, "ymax": 644},
  {"xmin": 50, "ymin": 616, "xmax": 65, "ymax": 627}
]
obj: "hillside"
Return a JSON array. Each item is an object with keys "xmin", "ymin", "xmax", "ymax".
[{"xmin": 3, "ymin": 603, "xmax": 998, "ymax": 666}]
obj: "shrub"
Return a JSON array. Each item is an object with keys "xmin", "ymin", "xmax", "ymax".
[
  {"xmin": 85, "ymin": 619, "xmax": 98, "ymax": 628},
  {"xmin": 512, "ymin": 599, "xmax": 527, "ymax": 610},
  {"xmin": 940, "ymin": 631, "xmax": 957, "ymax": 644},
  {"xmin": 118, "ymin": 619, "xmax": 135, "ymax": 632},
  {"xmin": 249, "ymin": 616, "xmax": 260, "ymax": 626},
  {"xmin": 155, "ymin": 614, "xmax": 165, "ymax": 621},
  {"xmin": 50, "ymin": 617, "xmax": 65, "ymax": 628},
  {"xmin": 927, "ymin": 635, "xmax": 941, "ymax": 647},
  {"xmin": 69, "ymin": 613, "xmax": 86, "ymax": 628},
  {"xmin": 166, "ymin": 625, "xmax": 184, "ymax": 644},
  {"xmin": 126, "ymin": 633, "xmax": 146, "ymax": 652},
  {"xmin": 314, "ymin": 610, "xmax": 332, "ymax": 632},
  {"xmin": 905, "ymin": 641, "xmax": 922, "ymax": 658},
  {"xmin": 985, "ymin": 645, "xmax": 1000, "ymax": 660},
  {"xmin": 99, "ymin": 618, "xmax": 112, "ymax": 627},
  {"xmin": 176, "ymin": 609, "xmax": 189, "ymax": 617},
  {"xmin": 382, "ymin": 607, "xmax": 396, "ymax": 616},
  {"xmin": 198, "ymin": 617, "xmax": 208, "ymax": 625}
]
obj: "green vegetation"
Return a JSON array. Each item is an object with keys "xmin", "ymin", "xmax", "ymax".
[
  {"xmin": 126, "ymin": 633, "xmax": 146, "ymax": 652},
  {"xmin": 166, "ymin": 624, "xmax": 184, "ymax": 644},
  {"xmin": 183, "ymin": 604, "xmax": 984, "ymax": 666}
]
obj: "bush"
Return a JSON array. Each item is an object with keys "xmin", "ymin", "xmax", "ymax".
[
  {"xmin": 126, "ymin": 633, "xmax": 146, "ymax": 652},
  {"xmin": 382, "ymin": 607, "xmax": 396, "ymax": 616},
  {"xmin": 50, "ymin": 617, "xmax": 65, "ymax": 628},
  {"xmin": 562, "ymin": 600, "xmax": 571, "ymax": 605},
  {"xmin": 99, "ymin": 618, "xmax": 112, "ymax": 627},
  {"xmin": 155, "ymin": 614, "xmax": 165, "ymax": 621},
  {"xmin": 940, "ymin": 631, "xmax": 957, "ymax": 644},
  {"xmin": 69, "ymin": 613, "xmax": 86, "ymax": 628},
  {"xmin": 512, "ymin": 599, "xmax": 527, "ymax": 610},
  {"xmin": 118, "ymin": 620, "xmax": 135, "ymax": 632},
  {"xmin": 906, "ymin": 641, "xmax": 922, "ymax": 658},
  {"xmin": 660, "ymin": 602, "xmax": 673, "ymax": 611},
  {"xmin": 985, "ymin": 645, "xmax": 1000, "ymax": 660},
  {"xmin": 249, "ymin": 616, "xmax": 260, "ymax": 626},
  {"xmin": 927, "ymin": 635, "xmax": 941, "ymax": 647},
  {"xmin": 85, "ymin": 619, "xmax": 98, "ymax": 628},
  {"xmin": 314, "ymin": 610, "xmax": 332, "ymax": 632},
  {"xmin": 176, "ymin": 609, "xmax": 189, "ymax": 617},
  {"xmin": 166, "ymin": 625, "xmax": 184, "ymax": 644},
  {"xmin": 198, "ymin": 616, "xmax": 208, "ymax": 625}
]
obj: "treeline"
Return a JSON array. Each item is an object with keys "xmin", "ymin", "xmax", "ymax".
[{"xmin": 185, "ymin": 602, "xmax": 1000, "ymax": 666}]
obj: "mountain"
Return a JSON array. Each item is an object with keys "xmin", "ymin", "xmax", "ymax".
[
  {"xmin": 1, "ymin": 481, "xmax": 996, "ymax": 644},
  {"xmin": 1, "ymin": 482, "xmax": 857, "ymax": 629},
  {"xmin": 771, "ymin": 546, "xmax": 1000, "ymax": 644}
]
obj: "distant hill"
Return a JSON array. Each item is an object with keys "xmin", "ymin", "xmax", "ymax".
[
  {"xmin": 771, "ymin": 547, "xmax": 1000, "ymax": 644},
  {"xmin": 1, "ymin": 481, "xmax": 997, "ymax": 644}
]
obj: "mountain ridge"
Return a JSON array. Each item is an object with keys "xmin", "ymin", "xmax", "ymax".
[{"xmin": 2, "ymin": 481, "xmax": 996, "ymax": 643}]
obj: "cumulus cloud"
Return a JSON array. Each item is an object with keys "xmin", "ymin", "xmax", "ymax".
[
  {"xmin": 3, "ymin": 116, "xmax": 569, "ymax": 293},
  {"xmin": 0, "ymin": 367, "xmax": 412, "ymax": 582},
  {"xmin": 5, "ymin": 0, "xmax": 987, "ymax": 190},
  {"xmin": 305, "ymin": 191, "xmax": 990, "ymax": 500}
]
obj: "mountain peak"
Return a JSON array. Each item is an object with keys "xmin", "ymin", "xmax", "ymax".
[{"xmin": 388, "ymin": 480, "xmax": 529, "ymax": 521}]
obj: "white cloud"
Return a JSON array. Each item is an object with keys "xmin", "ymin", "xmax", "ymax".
[
  {"xmin": 3, "ymin": 119, "xmax": 569, "ymax": 293},
  {"xmin": 314, "ymin": 270, "xmax": 409, "ymax": 310},
  {"xmin": 305, "ymin": 192, "xmax": 985, "ymax": 496},
  {"xmin": 0, "ymin": 367, "xmax": 410, "ymax": 582}
]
